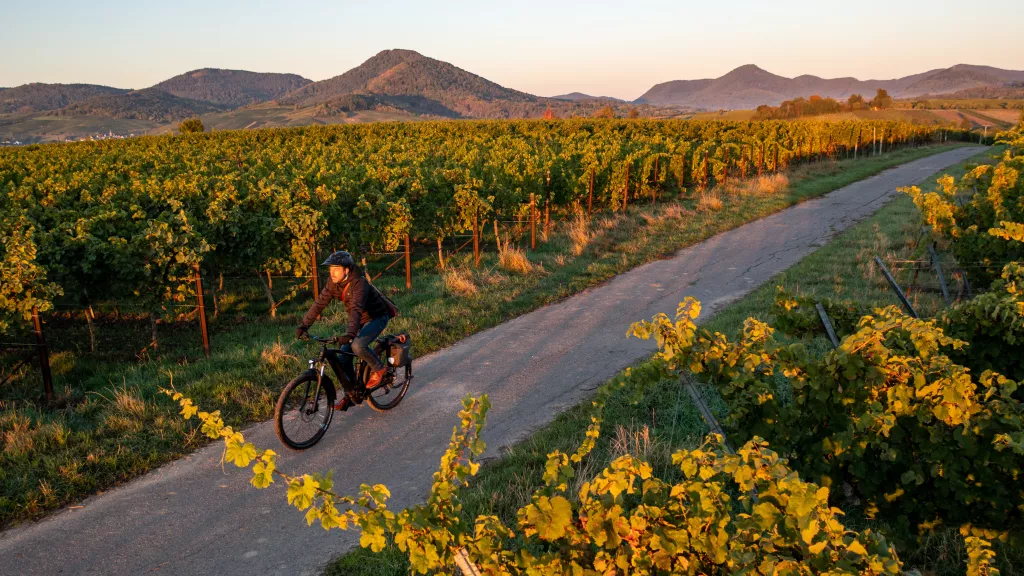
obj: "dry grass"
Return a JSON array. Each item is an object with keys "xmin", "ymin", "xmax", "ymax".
[
  {"xmin": 567, "ymin": 213, "xmax": 591, "ymax": 256},
  {"xmin": 660, "ymin": 204, "xmax": 686, "ymax": 220},
  {"xmin": 724, "ymin": 173, "xmax": 790, "ymax": 197},
  {"xmin": 610, "ymin": 423, "xmax": 654, "ymax": 461},
  {"xmin": 696, "ymin": 192, "xmax": 724, "ymax": 212},
  {"xmin": 112, "ymin": 384, "xmax": 146, "ymax": 419},
  {"xmin": 2, "ymin": 411, "xmax": 33, "ymax": 457},
  {"xmin": 750, "ymin": 173, "xmax": 789, "ymax": 195},
  {"xmin": 260, "ymin": 340, "xmax": 298, "ymax": 369},
  {"xmin": 479, "ymin": 270, "xmax": 507, "ymax": 286},
  {"xmin": 498, "ymin": 244, "xmax": 533, "ymax": 275},
  {"xmin": 442, "ymin": 267, "xmax": 478, "ymax": 296}
]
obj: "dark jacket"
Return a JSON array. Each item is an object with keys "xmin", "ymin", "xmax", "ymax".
[{"xmin": 301, "ymin": 267, "xmax": 390, "ymax": 339}]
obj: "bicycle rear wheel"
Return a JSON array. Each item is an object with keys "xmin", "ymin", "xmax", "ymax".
[
  {"xmin": 367, "ymin": 362, "xmax": 412, "ymax": 412},
  {"xmin": 275, "ymin": 371, "xmax": 335, "ymax": 451}
]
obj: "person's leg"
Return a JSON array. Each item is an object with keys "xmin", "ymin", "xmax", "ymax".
[
  {"xmin": 351, "ymin": 316, "xmax": 389, "ymax": 372},
  {"xmin": 338, "ymin": 343, "xmax": 357, "ymax": 387}
]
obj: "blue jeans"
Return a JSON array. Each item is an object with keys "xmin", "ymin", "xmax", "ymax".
[{"xmin": 340, "ymin": 315, "xmax": 389, "ymax": 386}]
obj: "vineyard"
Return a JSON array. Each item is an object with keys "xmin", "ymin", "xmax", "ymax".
[
  {"xmin": 156, "ymin": 125, "xmax": 1022, "ymax": 574},
  {"xmin": 1, "ymin": 118, "xmax": 973, "ymax": 344}
]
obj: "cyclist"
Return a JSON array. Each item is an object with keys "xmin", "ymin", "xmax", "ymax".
[{"xmin": 295, "ymin": 251, "xmax": 396, "ymax": 398}]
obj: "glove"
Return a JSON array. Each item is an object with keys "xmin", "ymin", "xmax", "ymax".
[
  {"xmin": 337, "ymin": 335, "xmax": 353, "ymax": 345},
  {"xmin": 295, "ymin": 325, "xmax": 309, "ymax": 340}
]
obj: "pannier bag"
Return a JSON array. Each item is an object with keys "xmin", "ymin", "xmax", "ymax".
[{"xmin": 388, "ymin": 333, "xmax": 412, "ymax": 367}]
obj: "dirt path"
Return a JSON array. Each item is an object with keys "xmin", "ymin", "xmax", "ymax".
[{"xmin": 0, "ymin": 147, "xmax": 985, "ymax": 576}]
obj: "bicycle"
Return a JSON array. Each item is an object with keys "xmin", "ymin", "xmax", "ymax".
[{"xmin": 274, "ymin": 333, "xmax": 413, "ymax": 450}]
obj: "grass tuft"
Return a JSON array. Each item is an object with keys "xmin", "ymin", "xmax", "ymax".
[
  {"xmin": 696, "ymin": 192, "xmax": 723, "ymax": 212},
  {"xmin": 497, "ymin": 244, "xmax": 533, "ymax": 275},
  {"xmin": 567, "ymin": 212, "xmax": 591, "ymax": 256},
  {"xmin": 442, "ymin": 267, "xmax": 478, "ymax": 296}
]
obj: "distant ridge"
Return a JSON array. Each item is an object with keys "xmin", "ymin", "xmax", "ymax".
[
  {"xmin": 49, "ymin": 88, "xmax": 226, "ymax": 122},
  {"xmin": 153, "ymin": 69, "xmax": 311, "ymax": 108},
  {"xmin": 636, "ymin": 63, "xmax": 1024, "ymax": 109},
  {"xmin": 552, "ymin": 92, "xmax": 624, "ymax": 102},
  {"xmin": 0, "ymin": 83, "xmax": 130, "ymax": 114}
]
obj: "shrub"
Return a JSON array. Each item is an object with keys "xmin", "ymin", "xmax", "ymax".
[
  {"xmin": 629, "ymin": 297, "xmax": 1024, "ymax": 545},
  {"xmin": 178, "ymin": 117, "xmax": 204, "ymax": 134},
  {"xmin": 902, "ymin": 126, "xmax": 1024, "ymax": 287},
  {"xmin": 165, "ymin": 386, "xmax": 904, "ymax": 575}
]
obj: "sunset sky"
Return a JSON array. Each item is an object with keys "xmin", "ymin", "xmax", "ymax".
[{"xmin": 3, "ymin": 0, "xmax": 1022, "ymax": 100}]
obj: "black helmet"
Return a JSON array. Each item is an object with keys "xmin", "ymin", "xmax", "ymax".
[{"xmin": 321, "ymin": 250, "xmax": 355, "ymax": 268}]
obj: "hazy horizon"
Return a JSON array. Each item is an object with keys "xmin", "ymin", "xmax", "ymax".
[{"xmin": 2, "ymin": 0, "xmax": 1023, "ymax": 101}]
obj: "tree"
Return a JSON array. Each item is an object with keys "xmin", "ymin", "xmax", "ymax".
[
  {"xmin": 541, "ymin": 106, "xmax": 556, "ymax": 120},
  {"xmin": 627, "ymin": 107, "xmax": 639, "ymax": 119},
  {"xmin": 870, "ymin": 88, "xmax": 893, "ymax": 110},
  {"xmin": 179, "ymin": 117, "xmax": 205, "ymax": 134},
  {"xmin": 847, "ymin": 93, "xmax": 865, "ymax": 110},
  {"xmin": 594, "ymin": 105, "xmax": 615, "ymax": 119}
]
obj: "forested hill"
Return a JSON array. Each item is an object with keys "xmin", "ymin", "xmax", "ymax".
[{"xmin": 152, "ymin": 69, "xmax": 311, "ymax": 108}]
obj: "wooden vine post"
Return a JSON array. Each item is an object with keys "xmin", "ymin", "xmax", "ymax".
[
  {"xmin": 652, "ymin": 156, "xmax": 659, "ymax": 205},
  {"xmin": 703, "ymin": 150, "xmax": 709, "ymax": 189},
  {"xmin": 404, "ymin": 234, "xmax": 412, "ymax": 290},
  {"xmin": 530, "ymin": 194, "xmax": 536, "ymax": 251},
  {"xmin": 310, "ymin": 240, "xmax": 320, "ymax": 296},
  {"xmin": 622, "ymin": 161, "xmax": 630, "ymax": 213},
  {"xmin": 680, "ymin": 152, "xmax": 688, "ymax": 196},
  {"xmin": 473, "ymin": 211, "xmax": 480, "ymax": 267},
  {"xmin": 721, "ymin": 147, "xmax": 729, "ymax": 188},
  {"xmin": 544, "ymin": 171, "xmax": 551, "ymax": 239},
  {"xmin": 587, "ymin": 166, "xmax": 594, "ymax": 216},
  {"xmin": 194, "ymin": 265, "xmax": 210, "ymax": 357},
  {"xmin": 31, "ymin": 306, "xmax": 54, "ymax": 403}
]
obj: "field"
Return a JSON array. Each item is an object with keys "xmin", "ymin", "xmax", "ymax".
[
  {"xmin": 0, "ymin": 116, "xmax": 968, "ymax": 527},
  {"xmin": 694, "ymin": 105, "xmax": 1023, "ymax": 134},
  {"xmin": 147, "ymin": 103, "xmax": 421, "ymax": 135},
  {"xmin": 0, "ymin": 114, "xmax": 159, "ymax": 143},
  {"xmin": 327, "ymin": 144, "xmax": 1024, "ymax": 576}
]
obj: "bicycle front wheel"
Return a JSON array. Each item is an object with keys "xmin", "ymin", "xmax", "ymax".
[{"xmin": 274, "ymin": 371, "xmax": 335, "ymax": 451}]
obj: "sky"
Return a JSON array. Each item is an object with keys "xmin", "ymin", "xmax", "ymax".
[{"xmin": 2, "ymin": 0, "xmax": 1023, "ymax": 101}]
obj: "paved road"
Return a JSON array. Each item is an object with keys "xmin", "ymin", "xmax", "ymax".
[{"xmin": 0, "ymin": 148, "xmax": 984, "ymax": 576}]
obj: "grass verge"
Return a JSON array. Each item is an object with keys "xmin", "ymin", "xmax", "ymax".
[
  {"xmin": 327, "ymin": 146, "xmax": 1016, "ymax": 575},
  {"xmin": 0, "ymin": 144, "xmax": 969, "ymax": 528}
]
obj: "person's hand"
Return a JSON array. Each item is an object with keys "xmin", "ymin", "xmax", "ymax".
[
  {"xmin": 337, "ymin": 335, "xmax": 353, "ymax": 345},
  {"xmin": 295, "ymin": 325, "xmax": 309, "ymax": 340}
]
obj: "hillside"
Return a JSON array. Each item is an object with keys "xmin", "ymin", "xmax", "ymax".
[
  {"xmin": 49, "ymin": 88, "xmax": 226, "ymax": 122},
  {"xmin": 279, "ymin": 49, "xmax": 577, "ymax": 118},
  {"xmin": 552, "ymin": 92, "xmax": 624, "ymax": 102},
  {"xmin": 152, "ymin": 68, "xmax": 311, "ymax": 108},
  {"xmin": 637, "ymin": 63, "xmax": 1024, "ymax": 110},
  {"xmin": 0, "ymin": 83, "xmax": 130, "ymax": 114}
]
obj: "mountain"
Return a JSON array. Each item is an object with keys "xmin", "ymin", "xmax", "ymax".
[
  {"xmin": 278, "ymin": 49, "xmax": 564, "ymax": 118},
  {"xmin": 552, "ymin": 92, "xmax": 624, "ymax": 102},
  {"xmin": 636, "ymin": 64, "xmax": 1024, "ymax": 110},
  {"xmin": 152, "ymin": 69, "xmax": 311, "ymax": 108},
  {"xmin": 0, "ymin": 83, "xmax": 130, "ymax": 114},
  {"xmin": 49, "ymin": 88, "xmax": 226, "ymax": 122}
]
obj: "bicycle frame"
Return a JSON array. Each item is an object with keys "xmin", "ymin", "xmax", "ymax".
[{"xmin": 307, "ymin": 336, "xmax": 359, "ymax": 402}]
